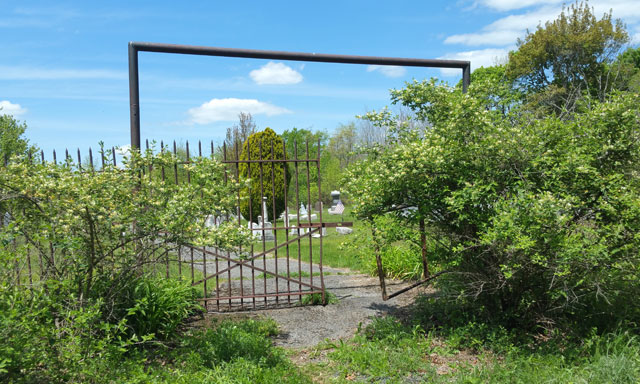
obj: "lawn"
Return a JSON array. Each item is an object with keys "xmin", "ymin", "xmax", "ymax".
[{"xmin": 251, "ymin": 206, "xmax": 370, "ymax": 271}]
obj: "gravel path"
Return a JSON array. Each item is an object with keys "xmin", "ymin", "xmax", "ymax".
[
  {"xmin": 263, "ymin": 273, "xmax": 425, "ymax": 348},
  {"xmin": 187, "ymin": 246, "xmax": 430, "ymax": 349}
]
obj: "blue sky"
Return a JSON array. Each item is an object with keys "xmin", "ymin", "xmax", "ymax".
[{"xmin": 2, "ymin": 0, "xmax": 639, "ymax": 156}]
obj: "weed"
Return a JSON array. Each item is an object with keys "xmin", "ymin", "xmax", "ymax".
[{"xmin": 299, "ymin": 291, "xmax": 338, "ymax": 306}]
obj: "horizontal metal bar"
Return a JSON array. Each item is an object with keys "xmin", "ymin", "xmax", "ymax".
[
  {"xmin": 198, "ymin": 290, "xmax": 324, "ymax": 302},
  {"xmin": 206, "ymin": 223, "xmax": 351, "ymax": 231},
  {"xmin": 130, "ymin": 42, "xmax": 470, "ymax": 69},
  {"xmin": 191, "ymin": 228, "xmax": 320, "ymax": 286},
  {"xmin": 385, "ymin": 270, "xmax": 449, "ymax": 300},
  {"xmin": 222, "ymin": 158, "xmax": 319, "ymax": 164},
  {"xmin": 200, "ymin": 256, "xmax": 318, "ymax": 290},
  {"xmin": 298, "ymin": 222, "xmax": 353, "ymax": 228}
]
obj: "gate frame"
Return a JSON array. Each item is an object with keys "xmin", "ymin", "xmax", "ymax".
[
  {"xmin": 127, "ymin": 41, "xmax": 470, "ymax": 150},
  {"xmin": 127, "ymin": 42, "xmax": 471, "ymax": 304}
]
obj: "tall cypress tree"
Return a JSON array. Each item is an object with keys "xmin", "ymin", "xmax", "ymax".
[{"xmin": 239, "ymin": 128, "xmax": 290, "ymax": 222}]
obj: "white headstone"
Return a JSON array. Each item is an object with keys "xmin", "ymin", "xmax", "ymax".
[
  {"xmin": 312, "ymin": 227, "xmax": 328, "ymax": 238},
  {"xmin": 336, "ymin": 226, "xmax": 353, "ymax": 235},
  {"xmin": 262, "ymin": 197, "xmax": 269, "ymax": 222}
]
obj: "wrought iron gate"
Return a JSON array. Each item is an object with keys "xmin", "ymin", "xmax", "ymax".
[{"xmin": 183, "ymin": 139, "xmax": 327, "ymax": 311}]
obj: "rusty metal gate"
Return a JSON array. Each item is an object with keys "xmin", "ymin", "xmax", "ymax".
[{"xmin": 180, "ymin": 138, "xmax": 328, "ymax": 311}]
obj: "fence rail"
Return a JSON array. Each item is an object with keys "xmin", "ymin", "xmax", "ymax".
[{"xmin": 3, "ymin": 137, "xmax": 327, "ymax": 311}]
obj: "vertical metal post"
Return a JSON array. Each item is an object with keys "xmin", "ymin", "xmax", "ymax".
[
  {"xmin": 129, "ymin": 43, "xmax": 141, "ymax": 150},
  {"xmin": 462, "ymin": 63, "xmax": 471, "ymax": 94},
  {"xmin": 247, "ymin": 144, "xmax": 255, "ymax": 308},
  {"xmin": 316, "ymin": 138, "xmax": 325, "ymax": 304},
  {"xmin": 270, "ymin": 141, "xmax": 279, "ymax": 305},
  {"xmin": 282, "ymin": 140, "xmax": 291, "ymax": 305},
  {"xmin": 258, "ymin": 140, "xmax": 267, "ymax": 305},
  {"xmin": 305, "ymin": 141, "xmax": 313, "ymax": 289},
  {"xmin": 234, "ymin": 142, "xmax": 244, "ymax": 309},
  {"xmin": 294, "ymin": 141, "xmax": 302, "ymax": 299}
]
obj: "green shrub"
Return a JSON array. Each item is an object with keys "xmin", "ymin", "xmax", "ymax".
[
  {"xmin": 0, "ymin": 283, "xmax": 130, "ymax": 383},
  {"xmin": 123, "ymin": 277, "xmax": 201, "ymax": 340},
  {"xmin": 178, "ymin": 319, "xmax": 283, "ymax": 368},
  {"xmin": 239, "ymin": 128, "xmax": 290, "ymax": 221},
  {"xmin": 341, "ymin": 215, "xmax": 426, "ymax": 281},
  {"xmin": 299, "ymin": 291, "xmax": 338, "ymax": 306}
]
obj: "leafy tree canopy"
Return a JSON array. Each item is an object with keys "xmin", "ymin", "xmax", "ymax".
[
  {"xmin": 0, "ymin": 114, "xmax": 34, "ymax": 164},
  {"xmin": 506, "ymin": 1, "xmax": 628, "ymax": 112}
]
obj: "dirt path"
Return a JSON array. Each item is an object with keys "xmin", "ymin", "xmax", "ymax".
[{"xmin": 262, "ymin": 272, "xmax": 428, "ymax": 349}]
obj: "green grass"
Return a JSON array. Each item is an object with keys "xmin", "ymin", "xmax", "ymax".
[
  {"xmin": 71, "ymin": 318, "xmax": 311, "ymax": 384},
  {"xmin": 302, "ymin": 314, "xmax": 640, "ymax": 383},
  {"xmin": 252, "ymin": 207, "xmax": 369, "ymax": 271}
]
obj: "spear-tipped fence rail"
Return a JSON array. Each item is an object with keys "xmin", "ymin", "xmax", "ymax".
[{"xmin": 5, "ymin": 138, "xmax": 347, "ymax": 311}]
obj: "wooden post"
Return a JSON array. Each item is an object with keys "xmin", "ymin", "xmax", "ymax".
[
  {"xmin": 420, "ymin": 218, "xmax": 430, "ymax": 278},
  {"xmin": 371, "ymin": 225, "xmax": 388, "ymax": 300}
]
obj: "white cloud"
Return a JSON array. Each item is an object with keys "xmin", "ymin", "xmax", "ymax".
[
  {"xmin": 439, "ymin": 48, "xmax": 509, "ymax": 76},
  {"xmin": 249, "ymin": 62, "xmax": 303, "ymax": 85},
  {"xmin": 445, "ymin": 6, "xmax": 561, "ymax": 46},
  {"xmin": 632, "ymin": 25, "xmax": 640, "ymax": 44},
  {"xmin": 0, "ymin": 100, "xmax": 27, "ymax": 116},
  {"xmin": 477, "ymin": 0, "xmax": 640, "ymax": 20},
  {"xmin": 475, "ymin": 0, "xmax": 562, "ymax": 12},
  {"xmin": 366, "ymin": 65, "xmax": 407, "ymax": 78},
  {"xmin": 0, "ymin": 65, "xmax": 125, "ymax": 80},
  {"xmin": 187, "ymin": 98, "xmax": 291, "ymax": 124},
  {"xmin": 448, "ymin": 1, "xmax": 640, "ymax": 47}
]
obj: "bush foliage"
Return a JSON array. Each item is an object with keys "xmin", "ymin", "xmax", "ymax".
[
  {"xmin": 346, "ymin": 3, "xmax": 640, "ymax": 331},
  {"xmin": 0, "ymin": 143, "xmax": 250, "ymax": 381},
  {"xmin": 347, "ymin": 79, "xmax": 640, "ymax": 329}
]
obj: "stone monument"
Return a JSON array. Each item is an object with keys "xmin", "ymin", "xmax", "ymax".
[{"xmin": 248, "ymin": 197, "xmax": 275, "ymax": 240}]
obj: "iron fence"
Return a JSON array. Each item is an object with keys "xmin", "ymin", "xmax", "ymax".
[{"xmin": 3, "ymin": 138, "xmax": 333, "ymax": 311}]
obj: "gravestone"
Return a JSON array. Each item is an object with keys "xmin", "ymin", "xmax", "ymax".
[
  {"xmin": 336, "ymin": 226, "xmax": 353, "ymax": 235},
  {"xmin": 248, "ymin": 197, "xmax": 275, "ymax": 241},
  {"xmin": 328, "ymin": 191, "xmax": 345, "ymax": 215},
  {"xmin": 330, "ymin": 190, "xmax": 341, "ymax": 210},
  {"xmin": 204, "ymin": 214, "xmax": 226, "ymax": 228},
  {"xmin": 311, "ymin": 227, "xmax": 328, "ymax": 238},
  {"xmin": 261, "ymin": 197, "xmax": 275, "ymax": 241},
  {"xmin": 299, "ymin": 203, "xmax": 307, "ymax": 216}
]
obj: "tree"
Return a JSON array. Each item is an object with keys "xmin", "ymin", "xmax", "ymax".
[
  {"xmin": 346, "ymin": 71, "xmax": 640, "ymax": 330},
  {"xmin": 0, "ymin": 148, "xmax": 248, "ymax": 380},
  {"xmin": 239, "ymin": 128, "xmax": 290, "ymax": 221},
  {"xmin": 506, "ymin": 1, "xmax": 628, "ymax": 113},
  {"xmin": 0, "ymin": 114, "xmax": 33, "ymax": 164},
  {"xmin": 223, "ymin": 112, "xmax": 256, "ymax": 161},
  {"xmin": 616, "ymin": 46, "xmax": 640, "ymax": 92},
  {"xmin": 281, "ymin": 127, "xmax": 329, "ymax": 204},
  {"xmin": 328, "ymin": 123, "xmax": 357, "ymax": 169},
  {"xmin": 618, "ymin": 46, "xmax": 640, "ymax": 68}
]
